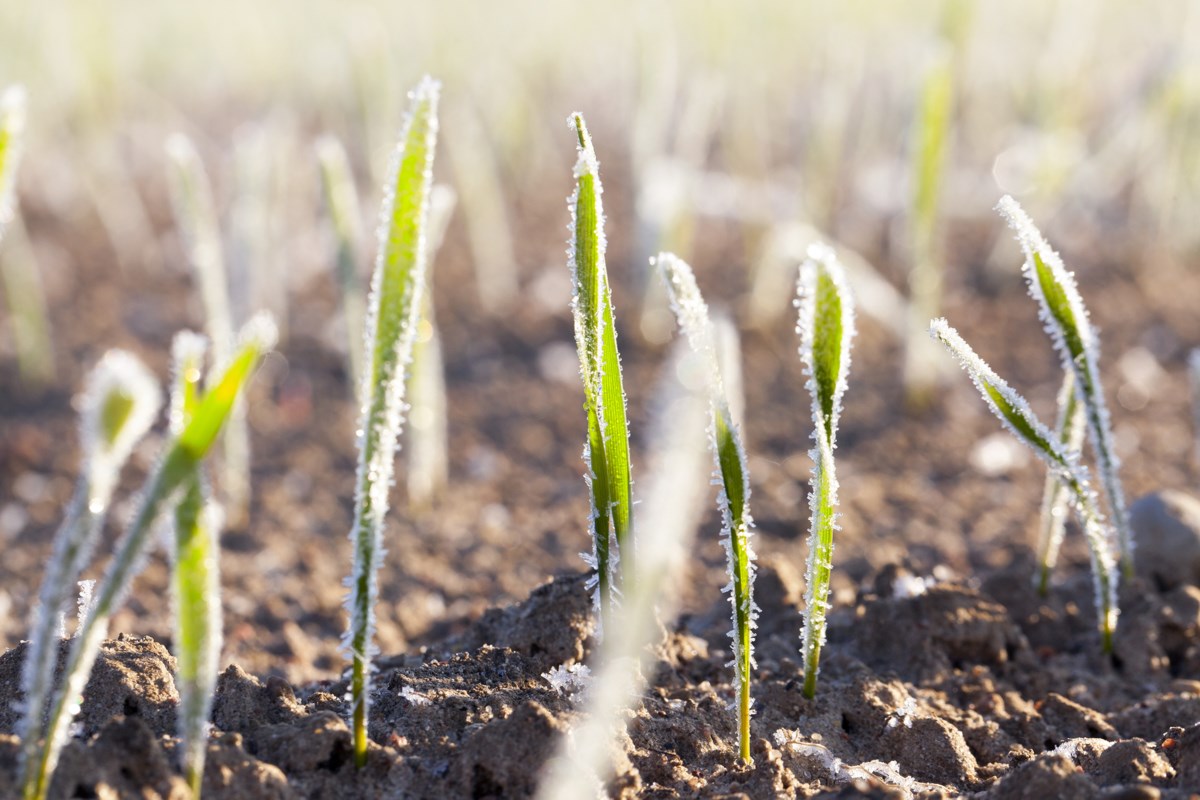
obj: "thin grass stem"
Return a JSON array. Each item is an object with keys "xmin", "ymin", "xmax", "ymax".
[{"xmin": 1035, "ymin": 370, "xmax": 1086, "ymax": 593}]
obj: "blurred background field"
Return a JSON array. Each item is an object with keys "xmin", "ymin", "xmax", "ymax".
[{"xmin": 3, "ymin": 0, "xmax": 1200, "ymax": 682}]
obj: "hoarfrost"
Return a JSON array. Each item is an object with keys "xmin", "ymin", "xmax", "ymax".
[
  {"xmin": 542, "ymin": 663, "xmax": 593, "ymax": 701},
  {"xmin": 399, "ymin": 686, "xmax": 431, "ymax": 706},
  {"xmin": 887, "ymin": 696, "xmax": 918, "ymax": 728},
  {"xmin": 774, "ymin": 728, "xmax": 940, "ymax": 798},
  {"xmin": 74, "ymin": 580, "xmax": 96, "ymax": 633},
  {"xmin": 892, "ymin": 574, "xmax": 935, "ymax": 599},
  {"xmin": 1052, "ymin": 737, "xmax": 1111, "ymax": 762}
]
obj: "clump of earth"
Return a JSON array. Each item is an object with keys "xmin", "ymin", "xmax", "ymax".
[{"xmin": 2, "ymin": 490, "xmax": 1200, "ymax": 798}]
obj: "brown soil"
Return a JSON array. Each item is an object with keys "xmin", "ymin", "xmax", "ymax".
[{"xmin": 3, "ymin": 139, "xmax": 1200, "ymax": 797}]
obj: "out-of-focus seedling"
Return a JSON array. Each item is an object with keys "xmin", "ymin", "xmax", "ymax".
[
  {"xmin": 0, "ymin": 86, "xmax": 54, "ymax": 387},
  {"xmin": 0, "ymin": 85, "xmax": 25, "ymax": 242},
  {"xmin": 1190, "ymin": 349, "xmax": 1200, "ymax": 471},
  {"xmin": 444, "ymin": 99, "xmax": 517, "ymax": 312},
  {"xmin": 931, "ymin": 318, "xmax": 1118, "ymax": 653},
  {"xmin": 567, "ymin": 113, "xmax": 634, "ymax": 636},
  {"xmin": 166, "ymin": 133, "xmax": 252, "ymax": 528},
  {"xmin": 21, "ymin": 314, "xmax": 275, "ymax": 800},
  {"xmin": 18, "ymin": 351, "xmax": 161, "ymax": 798},
  {"xmin": 316, "ymin": 134, "xmax": 368, "ymax": 390},
  {"xmin": 904, "ymin": 49, "xmax": 954, "ymax": 407},
  {"xmin": 404, "ymin": 184, "xmax": 455, "ymax": 507},
  {"xmin": 656, "ymin": 252, "xmax": 757, "ymax": 764},
  {"xmin": 796, "ymin": 244, "xmax": 856, "ymax": 699},
  {"xmin": 536, "ymin": 338, "xmax": 709, "ymax": 800}
]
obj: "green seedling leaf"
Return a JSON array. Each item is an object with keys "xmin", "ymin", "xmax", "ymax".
[
  {"xmin": 345, "ymin": 76, "xmax": 439, "ymax": 769},
  {"xmin": 178, "ymin": 315, "xmax": 275, "ymax": 458},
  {"xmin": 168, "ymin": 332, "xmax": 221, "ymax": 797},
  {"xmin": 568, "ymin": 113, "xmax": 633, "ymax": 636},
  {"xmin": 22, "ymin": 315, "xmax": 274, "ymax": 800},
  {"xmin": 656, "ymin": 252, "xmax": 757, "ymax": 764},
  {"xmin": 930, "ymin": 318, "xmax": 1118, "ymax": 652},
  {"xmin": 1036, "ymin": 370, "xmax": 1086, "ymax": 594},
  {"xmin": 18, "ymin": 351, "xmax": 161, "ymax": 799},
  {"xmin": 997, "ymin": 195, "xmax": 1131, "ymax": 577},
  {"xmin": 797, "ymin": 244, "xmax": 856, "ymax": 699}
]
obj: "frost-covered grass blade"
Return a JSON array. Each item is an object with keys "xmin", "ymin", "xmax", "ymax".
[
  {"xmin": 167, "ymin": 333, "xmax": 222, "ymax": 797},
  {"xmin": 998, "ymin": 195, "xmax": 1131, "ymax": 577},
  {"xmin": 796, "ymin": 244, "xmax": 856, "ymax": 698},
  {"xmin": 344, "ymin": 76, "xmax": 439, "ymax": 768},
  {"xmin": 930, "ymin": 318, "xmax": 1118, "ymax": 652},
  {"xmin": 18, "ymin": 351, "xmax": 161, "ymax": 798},
  {"xmin": 568, "ymin": 113, "xmax": 633, "ymax": 634},
  {"xmin": 1035, "ymin": 370, "xmax": 1086, "ymax": 594},
  {"xmin": 655, "ymin": 252, "xmax": 757, "ymax": 764},
  {"xmin": 22, "ymin": 315, "xmax": 275, "ymax": 800}
]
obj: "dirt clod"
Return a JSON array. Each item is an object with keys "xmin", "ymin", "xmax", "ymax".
[{"xmin": 1130, "ymin": 492, "xmax": 1200, "ymax": 591}]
